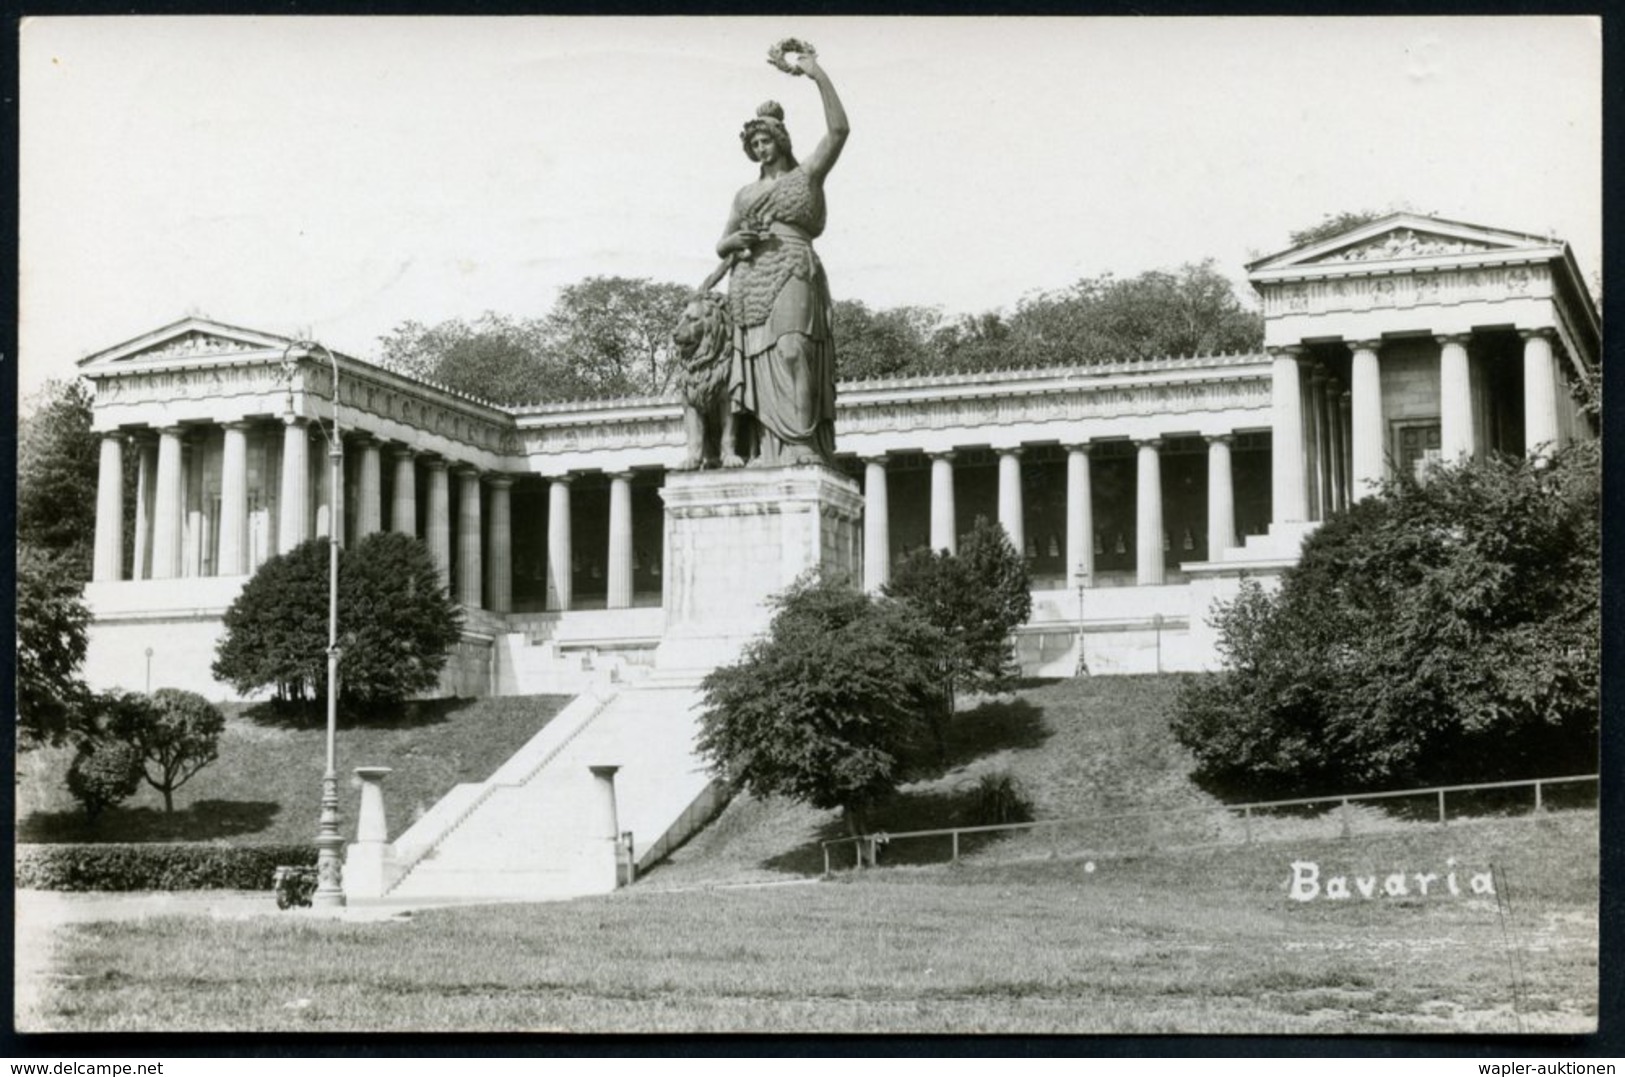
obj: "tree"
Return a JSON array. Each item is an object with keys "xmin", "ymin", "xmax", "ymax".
[
  {"xmin": 106, "ymin": 688, "xmax": 226, "ymax": 813},
  {"xmin": 16, "ymin": 544, "xmax": 93, "ymax": 749},
  {"xmin": 697, "ymin": 573, "xmax": 946, "ymax": 840},
  {"xmin": 212, "ymin": 532, "xmax": 463, "ymax": 711},
  {"xmin": 1171, "ymin": 442, "xmax": 1600, "ymax": 799},
  {"xmin": 376, "ymin": 312, "xmax": 565, "ymax": 406},
  {"xmin": 831, "ymin": 300, "xmax": 942, "ymax": 381},
  {"xmin": 883, "ymin": 516, "xmax": 1034, "ymax": 718},
  {"xmin": 67, "ymin": 740, "xmax": 144, "ymax": 821},
  {"xmin": 1008, "ymin": 260, "xmax": 1263, "ymax": 366},
  {"xmin": 18, "ymin": 379, "xmax": 102, "ymax": 578},
  {"xmin": 542, "ymin": 276, "xmax": 694, "ymax": 397}
]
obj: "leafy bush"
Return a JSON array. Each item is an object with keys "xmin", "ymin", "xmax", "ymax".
[
  {"xmin": 104, "ymin": 689, "xmax": 226, "ymax": 813},
  {"xmin": 884, "ymin": 515, "xmax": 1033, "ymax": 715},
  {"xmin": 212, "ymin": 532, "xmax": 462, "ymax": 710},
  {"xmin": 15, "ymin": 843, "xmax": 318, "ymax": 891},
  {"xmin": 66, "ymin": 740, "xmax": 143, "ymax": 820},
  {"xmin": 16, "ymin": 544, "xmax": 93, "ymax": 750},
  {"xmin": 1171, "ymin": 443, "xmax": 1600, "ymax": 799},
  {"xmin": 699, "ymin": 572, "xmax": 946, "ymax": 842},
  {"xmin": 969, "ymin": 771, "xmax": 1034, "ymax": 827}
]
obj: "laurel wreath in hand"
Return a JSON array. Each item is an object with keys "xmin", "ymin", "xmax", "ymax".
[{"xmin": 767, "ymin": 38, "xmax": 816, "ymax": 75}]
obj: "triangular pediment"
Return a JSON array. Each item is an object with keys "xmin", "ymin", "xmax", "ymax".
[
  {"xmin": 1249, "ymin": 214, "xmax": 1558, "ymax": 275},
  {"xmin": 77, "ymin": 317, "xmax": 295, "ymax": 372}
]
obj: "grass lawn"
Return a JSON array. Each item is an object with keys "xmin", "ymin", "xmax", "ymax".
[
  {"xmin": 23, "ymin": 812, "xmax": 1597, "ymax": 1033},
  {"xmin": 15, "ymin": 695, "xmax": 570, "ymax": 845}
]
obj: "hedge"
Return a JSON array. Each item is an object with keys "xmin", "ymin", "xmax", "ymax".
[{"xmin": 16, "ymin": 843, "xmax": 318, "ymax": 892}]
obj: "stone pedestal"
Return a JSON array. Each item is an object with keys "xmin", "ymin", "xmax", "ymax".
[
  {"xmin": 657, "ymin": 466, "xmax": 863, "ymax": 674},
  {"xmin": 344, "ymin": 766, "xmax": 393, "ymax": 900}
]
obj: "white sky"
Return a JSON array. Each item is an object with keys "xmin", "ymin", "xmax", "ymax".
[{"xmin": 18, "ymin": 15, "xmax": 1602, "ymax": 402}]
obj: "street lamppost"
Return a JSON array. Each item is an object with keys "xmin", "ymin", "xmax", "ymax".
[
  {"xmin": 282, "ymin": 339, "xmax": 346, "ymax": 909},
  {"xmin": 1073, "ymin": 564, "xmax": 1090, "ymax": 677}
]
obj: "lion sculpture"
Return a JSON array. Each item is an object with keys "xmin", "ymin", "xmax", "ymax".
[{"xmin": 671, "ymin": 290, "xmax": 743, "ymax": 470}]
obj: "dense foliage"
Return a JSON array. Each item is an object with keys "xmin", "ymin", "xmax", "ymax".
[
  {"xmin": 1171, "ymin": 443, "xmax": 1600, "ymax": 799},
  {"xmin": 15, "ymin": 843, "xmax": 317, "ymax": 891},
  {"xmin": 376, "ymin": 276, "xmax": 692, "ymax": 404},
  {"xmin": 697, "ymin": 574, "xmax": 946, "ymax": 838},
  {"xmin": 884, "ymin": 516, "xmax": 1034, "ymax": 713},
  {"xmin": 104, "ymin": 689, "xmax": 227, "ymax": 813},
  {"xmin": 212, "ymin": 533, "xmax": 463, "ymax": 710},
  {"xmin": 377, "ymin": 264, "xmax": 1264, "ymax": 403},
  {"xmin": 16, "ymin": 544, "xmax": 94, "ymax": 749},
  {"xmin": 66, "ymin": 738, "xmax": 143, "ymax": 820},
  {"xmin": 18, "ymin": 380, "xmax": 102, "ymax": 574}
]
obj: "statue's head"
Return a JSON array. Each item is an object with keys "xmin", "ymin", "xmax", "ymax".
[{"xmin": 740, "ymin": 101, "xmax": 796, "ymax": 168}]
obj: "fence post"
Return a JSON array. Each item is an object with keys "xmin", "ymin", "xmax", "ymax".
[
  {"xmin": 1534, "ymin": 781, "xmax": 1544, "ymax": 815},
  {"xmin": 1339, "ymin": 799, "xmax": 1351, "ymax": 840},
  {"xmin": 823, "ymin": 843, "xmax": 831, "ymax": 878},
  {"xmin": 1438, "ymin": 788, "xmax": 1447, "ymax": 826},
  {"xmin": 1242, "ymin": 806, "xmax": 1252, "ymax": 845},
  {"xmin": 951, "ymin": 830, "xmax": 960, "ymax": 863}
]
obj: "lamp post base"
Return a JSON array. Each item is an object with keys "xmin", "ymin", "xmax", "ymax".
[{"xmin": 313, "ymin": 771, "xmax": 347, "ymax": 908}]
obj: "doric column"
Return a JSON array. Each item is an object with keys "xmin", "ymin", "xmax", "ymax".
[
  {"xmin": 217, "ymin": 422, "xmax": 250, "ymax": 576},
  {"xmin": 607, "ymin": 472, "xmax": 634, "ymax": 609},
  {"xmin": 1135, "ymin": 439, "xmax": 1165, "ymax": 586},
  {"xmin": 355, "ymin": 435, "xmax": 383, "ymax": 538},
  {"xmin": 1349, "ymin": 339, "xmax": 1385, "ymax": 501},
  {"xmin": 132, "ymin": 437, "xmax": 155, "ymax": 580},
  {"xmin": 183, "ymin": 438, "xmax": 204, "ymax": 578},
  {"xmin": 1324, "ymin": 380, "xmax": 1346, "ymax": 513},
  {"xmin": 1338, "ymin": 390, "xmax": 1353, "ymax": 509},
  {"xmin": 996, "ymin": 446, "xmax": 1025, "ymax": 554},
  {"xmin": 1205, "ymin": 434, "xmax": 1235, "ymax": 557},
  {"xmin": 862, "ymin": 456, "xmax": 891, "ymax": 592},
  {"xmin": 1064, "ymin": 443, "xmax": 1094, "ymax": 586},
  {"xmin": 424, "ymin": 458, "xmax": 451, "ymax": 590},
  {"xmin": 547, "ymin": 475, "xmax": 573, "ymax": 612},
  {"xmin": 312, "ymin": 429, "xmax": 334, "ymax": 540},
  {"xmin": 152, "ymin": 426, "xmax": 186, "ymax": 578},
  {"xmin": 929, "ymin": 451, "xmax": 957, "ymax": 555},
  {"xmin": 1302, "ymin": 366, "xmax": 1322, "ymax": 520},
  {"xmin": 278, "ymin": 418, "xmax": 310, "ymax": 554},
  {"xmin": 92, "ymin": 433, "xmax": 124, "ymax": 582},
  {"xmin": 486, "ymin": 476, "xmax": 514, "ymax": 614},
  {"xmin": 390, "ymin": 447, "xmax": 417, "ymax": 536},
  {"xmin": 484, "ymin": 477, "xmax": 510, "ymax": 614},
  {"xmin": 1521, "ymin": 329, "xmax": 1560, "ymax": 457},
  {"xmin": 455, "ymin": 467, "xmax": 483, "ymax": 608},
  {"xmin": 1270, "ymin": 346, "xmax": 1308, "ymax": 525},
  {"xmin": 1438, "ymin": 333, "xmax": 1474, "ymax": 462}
]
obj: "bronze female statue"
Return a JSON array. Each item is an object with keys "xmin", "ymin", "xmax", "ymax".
[{"xmin": 718, "ymin": 47, "xmax": 849, "ymax": 467}]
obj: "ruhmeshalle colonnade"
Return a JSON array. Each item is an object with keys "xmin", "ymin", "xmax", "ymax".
[{"xmin": 77, "ymin": 214, "xmax": 1598, "ymax": 697}]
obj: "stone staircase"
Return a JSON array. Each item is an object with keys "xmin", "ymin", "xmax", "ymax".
[{"xmin": 377, "ymin": 674, "xmax": 719, "ymax": 903}]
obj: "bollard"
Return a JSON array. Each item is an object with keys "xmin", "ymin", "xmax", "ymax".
[
  {"xmin": 1438, "ymin": 788, "xmax": 1447, "ymax": 826},
  {"xmin": 951, "ymin": 831, "xmax": 960, "ymax": 863},
  {"xmin": 588, "ymin": 766, "xmax": 622, "ymax": 890},
  {"xmin": 1339, "ymin": 799, "xmax": 1352, "ymax": 840},
  {"xmin": 1242, "ymin": 806, "xmax": 1252, "ymax": 845},
  {"xmin": 1534, "ymin": 781, "xmax": 1544, "ymax": 814},
  {"xmin": 343, "ymin": 766, "xmax": 393, "ymax": 900}
]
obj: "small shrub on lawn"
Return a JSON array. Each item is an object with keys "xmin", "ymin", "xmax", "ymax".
[
  {"xmin": 971, "ymin": 771, "xmax": 1035, "ymax": 826},
  {"xmin": 15, "ymin": 843, "xmax": 318, "ymax": 891},
  {"xmin": 66, "ymin": 740, "xmax": 143, "ymax": 820}
]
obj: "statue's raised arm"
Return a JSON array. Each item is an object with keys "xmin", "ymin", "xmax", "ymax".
[{"xmin": 792, "ymin": 53, "xmax": 849, "ymax": 181}]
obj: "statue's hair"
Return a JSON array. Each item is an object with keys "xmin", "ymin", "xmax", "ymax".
[{"xmin": 740, "ymin": 100, "xmax": 796, "ymax": 168}]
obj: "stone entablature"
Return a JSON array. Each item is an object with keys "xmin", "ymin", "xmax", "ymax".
[{"xmin": 515, "ymin": 353, "xmax": 1274, "ymax": 472}]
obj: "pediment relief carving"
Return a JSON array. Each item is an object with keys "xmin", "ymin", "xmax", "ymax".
[
  {"xmin": 120, "ymin": 330, "xmax": 265, "ymax": 363},
  {"xmin": 1312, "ymin": 229, "xmax": 1504, "ymax": 264}
]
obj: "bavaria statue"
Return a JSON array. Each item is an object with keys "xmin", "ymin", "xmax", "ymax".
[{"xmin": 674, "ymin": 39, "xmax": 849, "ymax": 470}]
